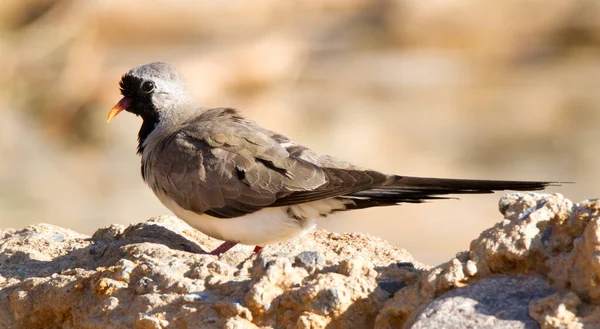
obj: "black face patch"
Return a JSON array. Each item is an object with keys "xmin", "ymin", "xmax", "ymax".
[
  {"xmin": 120, "ymin": 74, "xmax": 143, "ymax": 99},
  {"xmin": 137, "ymin": 115, "xmax": 159, "ymax": 155},
  {"xmin": 119, "ymin": 74, "xmax": 156, "ymax": 117},
  {"xmin": 119, "ymin": 74, "xmax": 160, "ymax": 155}
]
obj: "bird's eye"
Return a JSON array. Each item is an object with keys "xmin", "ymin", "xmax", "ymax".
[{"xmin": 141, "ymin": 81, "xmax": 155, "ymax": 93}]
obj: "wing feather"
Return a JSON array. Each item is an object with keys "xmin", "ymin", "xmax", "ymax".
[
  {"xmin": 148, "ymin": 107, "xmax": 556, "ymax": 219},
  {"xmin": 152, "ymin": 108, "xmax": 373, "ymax": 218}
]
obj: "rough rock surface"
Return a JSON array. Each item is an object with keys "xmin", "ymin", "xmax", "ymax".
[
  {"xmin": 1, "ymin": 193, "xmax": 600, "ymax": 328},
  {"xmin": 411, "ymin": 275, "xmax": 555, "ymax": 329}
]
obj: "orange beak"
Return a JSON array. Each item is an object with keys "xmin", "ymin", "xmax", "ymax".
[{"xmin": 107, "ymin": 97, "xmax": 134, "ymax": 122}]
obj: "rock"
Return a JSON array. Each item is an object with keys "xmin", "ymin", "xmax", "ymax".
[
  {"xmin": 377, "ymin": 280, "xmax": 407, "ymax": 297},
  {"xmin": 294, "ymin": 251, "xmax": 325, "ymax": 271},
  {"xmin": 375, "ymin": 193, "xmax": 600, "ymax": 328},
  {"xmin": 2, "ymin": 193, "xmax": 600, "ymax": 328},
  {"xmin": 411, "ymin": 275, "xmax": 555, "ymax": 329},
  {"xmin": 0, "ymin": 215, "xmax": 419, "ymax": 329},
  {"xmin": 529, "ymin": 292, "xmax": 584, "ymax": 329}
]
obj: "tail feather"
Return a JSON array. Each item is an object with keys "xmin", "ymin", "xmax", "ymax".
[
  {"xmin": 389, "ymin": 176, "xmax": 554, "ymax": 193},
  {"xmin": 339, "ymin": 176, "xmax": 559, "ymax": 210}
]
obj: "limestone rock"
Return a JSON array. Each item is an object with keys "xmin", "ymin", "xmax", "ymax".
[
  {"xmin": 0, "ymin": 216, "xmax": 421, "ymax": 329},
  {"xmin": 2, "ymin": 193, "xmax": 600, "ymax": 328},
  {"xmin": 376, "ymin": 193, "xmax": 600, "ymax": 328},
  {"xmin": 411, "ymin": 275, "xmax": 555, "ymax": 329}
]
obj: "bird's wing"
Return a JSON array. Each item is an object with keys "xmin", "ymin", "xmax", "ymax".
[
  {"xmin": 152, "ymin": 108, "xmax": 556, "ymax": 218},
  {"xmin": 152, "ymin": 108, "xmax": 390, "ymax": 218}
]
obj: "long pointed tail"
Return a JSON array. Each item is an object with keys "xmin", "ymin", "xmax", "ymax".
[{"xmin": 342, "ymin": 176, "xmax": 560, "ymax": 208}]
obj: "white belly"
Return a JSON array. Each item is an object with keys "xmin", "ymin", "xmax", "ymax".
[{"xmin": 155, "ymin": 192, "xmax": 317, "ymax": 245}]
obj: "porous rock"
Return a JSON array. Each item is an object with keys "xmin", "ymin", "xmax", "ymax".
[
  {"xmin": 376, "ymin": 193, "xmax": 600, "ymax": 328},
  {"xmin": 411, "ymin": 275, "xmax": 555, "ymax": 329},
  {"xmin": 2, "ymin": 193, "xmax": 600, "ymax": 328},
  {"xmin": 0, "ymin": 216, "xmax": 421, "ymax": 329}
]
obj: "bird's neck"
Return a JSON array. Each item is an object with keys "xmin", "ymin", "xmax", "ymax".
[
  {"xmin": 137, "ymin": 105, "xmax": 204, "ymax": 158},
  {"xmin": 137, "ymin": 113, "xmax": 160, "ymax": 155}
]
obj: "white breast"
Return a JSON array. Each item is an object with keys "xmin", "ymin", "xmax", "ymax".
[
  {"xmin": 153, "ymin": 191, "xmax": 350, "ymax": 246},
  {"xmin": 153, "ymin": 191, "xmax": 313, "ymax": 245}
]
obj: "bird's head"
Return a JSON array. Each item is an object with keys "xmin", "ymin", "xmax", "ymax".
[{"xmin": 107, "ymin": 62, "xmax": 193, "ymax": 124}]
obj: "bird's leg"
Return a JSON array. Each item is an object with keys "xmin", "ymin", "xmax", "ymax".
[
  {"xmin": 209, "ymin": 241, "xmax": 238, "ymax": 255},
  {"xmin": 253, "ymin": 246, "xmax": 263, "ymax": 253}
]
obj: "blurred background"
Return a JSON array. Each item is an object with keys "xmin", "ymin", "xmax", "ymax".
[{"xmin": 1, "ymin": 0, "xmax": 598, "ymax": 265}]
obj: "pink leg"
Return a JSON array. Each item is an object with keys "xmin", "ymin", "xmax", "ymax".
[
  {"xmin": 209, "ymin": 241, "xmax": 238, "ymax": 255},
  {"xmin": 253, "ymin": 246, "xmax": 263, "ymax": 253}
]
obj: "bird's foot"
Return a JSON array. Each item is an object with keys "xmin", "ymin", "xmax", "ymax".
[
  {"xmin": 208, "ymin": 241, "xmax": 238, "ymax": 256},
  {"xmin": 207, "ymin": 242, "xmax": 262, "ymax": 256}
]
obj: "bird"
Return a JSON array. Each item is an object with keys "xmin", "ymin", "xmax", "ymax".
[{"xmin": 107, "ymin": 61, "xmax": 556, "ymax": 255}]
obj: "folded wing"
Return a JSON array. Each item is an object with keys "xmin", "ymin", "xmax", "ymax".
[{"xmin": 152, "ymin": 108, "xmax": 555, "ymax": 219}]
